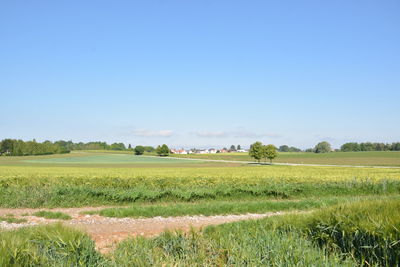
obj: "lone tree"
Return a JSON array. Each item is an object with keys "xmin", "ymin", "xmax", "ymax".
[
  {"xmin": 263, "ymin": 144, "xmax": 278, "ymax": 164},
  {"xmin": 314, "ymin": 141, "xmax": 332, "ymax": 153},
  {"xmin": 230, "ymin": 145, "xmax": 236, "ymax": 152},
  {"xmin": 134, "ymin": 145, "xmax": 145, "ymax": 155},
  {"xmin": 156, "ymin": 144, "xmax": 170, "ymax": 156},
  {"xmin": 249, "ymin": 141, "xmax": 264, "ymax": 163},
  {"xmin": 237, "ymin": 145, "xmax": 241, "ymax": 150}
]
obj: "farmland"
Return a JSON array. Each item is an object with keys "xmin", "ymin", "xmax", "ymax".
[
  {"xmin": 171, "ymin": 151, "xmax": 400, "ymax": 166},
  {"xmin": 1, "ymin": 151, "xmax": 400, "ymax": 266}
]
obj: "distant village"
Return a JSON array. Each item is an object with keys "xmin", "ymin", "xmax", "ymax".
[{"xmin": 170, "ymin": 147, "xmax": 248, "ymax": 154}]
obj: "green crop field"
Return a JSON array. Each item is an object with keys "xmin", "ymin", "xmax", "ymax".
[
  {"xmin": 1, "ymin": 151, "xmax": 400, "ymax": 266},
  {"xmin": 0, "ymin": 152, "xmax": 239, "ymax": 168},
  {"xmin": 172, "ymin": 151, "xmax": 400, "ymax": 166}
]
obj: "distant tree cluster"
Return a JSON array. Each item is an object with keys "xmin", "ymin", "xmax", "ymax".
[
  {"xmin": 249, "ymin": 142, "xmax": 278, "ymax": 163},
  {"xmin": 0, "ymin": 139, "xmax": 70, "ymax": 156},
  {"xmin": 314, "ymin": 141, "xmax": 332, "ymax": 153},
  {"xmin": 340, "ymin": 142, "xmax": 400, "ymax": 152},
  {"xmin": 303, "ymin": 141, "xmax": 332, "ymax": 153},
  {"xmin": 68, "ymin": 141, "xmax": 126, "ymax": 151},
  {"xmin": 134, "ymin": 145, "xmax": 145, "ymax": 155},
  {"xmin": 156, "ymin": 144, "xmax": 170, "ymax": 156},
  {"xmin": 278, "ymin": 145, "xmax": 301, "ymax": 152},
  {"xmin": 49, "ymin": 141, "xmax": 127, "ymax": 151},
  {"xmin": 0, "ymin": 138, "xmax": 162, "ymax": 157}
]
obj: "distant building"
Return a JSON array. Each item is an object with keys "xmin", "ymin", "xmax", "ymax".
[{"xmin": 170, "ymin": 148, "xmax": 188, "ymax": 154}]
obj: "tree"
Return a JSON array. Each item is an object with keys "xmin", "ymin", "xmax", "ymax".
[
  {"xmin": 288, "ymin": 146, "xmax": 302, "ymax": 152},
  {"xmin": 0, "ymin": 139, "xmax": 15, "ymax": 154},
  {"xmin": 341, "ymin": 142, "xmax": 360, "ymax": 152},
  {"xmin": 249, "ymin": 142, "xmax": 264, "ymax": 163},
  {"xmin": 128, "ymin": 144, "xmax": 132, "ymax": 150},
  {"xmin": 110, "ymin": 142, "xmax": 126, "ymax": 151},
  {"xmin": 360, "ymin": 142, "xmax": 374, "ymax": 151},
  {"xmin": 230, "ymin": 145, "xmax": 236, "ymax": 152},
  {"xmin": 279, "ymin": 145, "xmax": 290, "ymax": 152},
  {"xmin": 314, "ymin": 141, "xmax": 331, "ymax": 153},
  {"xmin": 237, "ymin": 145, "xmax": 241, "ymax": 150},
  {"xmin": 134, "ymin": 145, "xmax": 145, "ymax": 155},
  {"xmin": 156, "ymin": 144, "xmax": 170, "ymax": 156},
  {"xmin": 263, "ymin": 144, "xmax": 278, "ymax": 164}
]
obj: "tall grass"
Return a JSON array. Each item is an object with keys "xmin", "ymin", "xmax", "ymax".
[
  {"xmin": 94, "ymin": 198, "xmax": 340, "ymax": 218},
  {"xmin": 1, "ymin": 174, "xmax": 399, "ymax": 208},
  {"xmin": 0, "ymin": 224, "xmax": 105, "ymax": 266},
  {"xmin": 305, "ymin": 199, "xmax": 400, "ymax": 266},
  {"xmin": 113, "ymin": 225, "xmax": 354, "ymax": 266}
]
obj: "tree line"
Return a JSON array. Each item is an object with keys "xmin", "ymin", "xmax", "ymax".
[
  {"xmin": 0, "ymin": 139, "xmax": 70, "ymax": 156},
  {"xmin": 41, "ymin": 140, "xmax": 156, "ymax": 153},
  {"xmin": 0, "ymin": 139, "xmax": 160, "ymax": 157},
  {"xmin": 340, "ymin": 142, "xmax": 400, "ymax": 152}
]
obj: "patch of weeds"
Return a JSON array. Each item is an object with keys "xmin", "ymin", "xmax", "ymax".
[{"xmin": 0, "ymin": 216, "xmax": 27, "ymax": 224}]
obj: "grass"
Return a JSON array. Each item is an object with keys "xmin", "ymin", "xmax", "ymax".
[
  {"xmin": 303, "ymin": 199, "xmax": 400, "ymax": 266},
  {"xmin": 0, "ymin": 224, "xmax": 105, "ymax": 266},
  {"xmin": 1, "ymin": 199, "xmax": 398, "ymax": 266},
  {"xmin": 172, "ymin": 151, "xmax": 400, "ymax": 166},
  {"xmin": 0, "ymin": 215, "xmax": 27, "ymax": 224},
  {"xmin": 32, "ymin": 211, "xmax": 72, "ymax": 220},
  {"xmin": 89, "ymin": 198, "xmax": 329, "ymax": 218},
  {"xmin": 0, "ymin": 152, "xmax": 233, "ymax": 168},
  {"xmin": 91, "ymin": 196, "xmax": 397, "ymax": 218},
  {"xmin": 24, "ymin": 154, "xmax": 205, "ymax": 164},
  {"xmin": 0, "ymin": 164, "xmax": 399, "ymax": 208},
  {"xmin": 114, "ymin": 198, "xmax": 400, "ymax": 266}
]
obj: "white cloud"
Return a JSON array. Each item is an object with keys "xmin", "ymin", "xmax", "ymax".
[
  {"xmin": 133, "ymin": 129, "xmax": 174, "ymax": 137},
  {"xmin": 192, "ymin": 131, "xmax": 228, "ymax": 138},
  {"xmin": 193, "ymin": 130, "xmax": 282, "ymax": 139},
  {"xmin": 262, "ymin": 133, "xmax": 283, "ymax": 138}
]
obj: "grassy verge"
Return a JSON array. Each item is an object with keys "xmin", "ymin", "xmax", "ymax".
[
  {"xmin": 88, "ymin": 196, "xmax": 400, "ymax": 219},
  {"xmin": 1, "ymin": 178, "xmax": 399, "ymax": 208},
  {"xmin": 33, "ymin": 211, "xmax": 72, "ymax": 220},
  {"xmin": 0, "ymin": 215, "xmax": 27, "ymax": 224},
  {"xmin": 0, "ymin": 224, "xmax": 104, "ymax": 266},
  {"xmin": 91, "ymin": 197, "xmax": 341, "ymax": 218}
]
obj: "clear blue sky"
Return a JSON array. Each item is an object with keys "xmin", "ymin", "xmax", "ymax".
[{"xmin": 1, "ymin": 0, "xmax": 399, "ymax": 149}]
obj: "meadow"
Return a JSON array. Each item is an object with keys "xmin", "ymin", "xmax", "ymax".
[
  {"xmin": 1, "ymin": 152, "xmax": 399, "ymax": 266},
  {"xmin": 172, "ymin": 151, "xmax": 400, "ymax": 166},
  {"xmin": 1, "ymin": 162, "xmax": 400, "ymax": 208}
]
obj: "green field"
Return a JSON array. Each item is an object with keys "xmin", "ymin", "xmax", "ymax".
[
  {"xmin": 25, "ymin": 153, "xmax": 202, "ymax": 164},
  {"xmin": 172, "ymin": 151, "xmax": 400, "ymax": 166},
  {"xmin": 1, "ymin": 151, "xmax": 400, "ymax": 266},
  {"xmin": 0, "ymin": 152, "xmax": 238, "ymax": 168}
]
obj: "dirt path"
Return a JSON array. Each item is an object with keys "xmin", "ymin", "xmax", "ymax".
[{"xmin": 0, "ymin": 207, "xmax": 286, "ymax": 254}]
